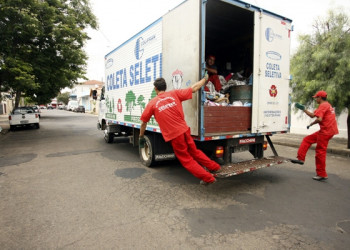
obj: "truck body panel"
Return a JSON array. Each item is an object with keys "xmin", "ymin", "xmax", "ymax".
[
  {"xmin": 104, "ymin": 19, "xmax": 162, "ymax": 129},
  {"xmin": 251, "ymin": 11, "xmax": 292, "ymax": 133},
  {"xmin": 162, "ymin": 0, "xmax": 201, "ymax": 135}
]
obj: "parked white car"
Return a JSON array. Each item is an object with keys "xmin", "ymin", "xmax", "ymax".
[
  {"xmin": 30, "ymin": 105, "xmax": 41, "ymax": 118},
  {"xmin": 58, "ymin": 104, "xmax": 66, "ymax": 110},
  {"xmin": 9, "ymin": 107, "xmax": 40, "ymax": 130},
  {"xmin": 67, "ymin": 100, "xmax": 79, "ymax": 111}
]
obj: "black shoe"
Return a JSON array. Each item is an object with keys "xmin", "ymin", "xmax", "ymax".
[
  {"xmin": 200, "ymin": 179, "xmax": 217, "ymax": 186},
  {"xmin": 312, "ymin": 176, "xmax": 328, "ymax": 181},
  {"xmin": 209, "ymin": 169, "xmax": 221, "ymax": 174},
  {"xmin": 291, "ymin": 159, "xmax": 304, "ymax": 165}
]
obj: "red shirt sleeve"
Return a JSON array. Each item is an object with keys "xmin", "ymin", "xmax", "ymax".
[
  {"xmin": 174, "ymin": 88, "xmax": 192, "ymax": 101},
  {"xmin": 140, "ymin": 99, "xmax": 155, "ymax": 123}
]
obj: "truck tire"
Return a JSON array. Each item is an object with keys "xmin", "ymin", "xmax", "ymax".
[
  {"xmin": 139, "ymin": 135, "xmax": 155, "ymax": 167},
  {"xmin": 10, "ymin": 125, "xmax": 15, "ymax": 131},
  {"xmin": 104, "ymin": 129, "xmax": 114, "ymax": 143},
  {"xmin": 35, "ymin": 123, "xmax": 40, "ymax": 129}
]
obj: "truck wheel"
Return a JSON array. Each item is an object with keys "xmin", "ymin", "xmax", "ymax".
[
  {"xmin": 10, "ymin": 125, "xmax": 15, "ymax": 131},
  {"xmin": 139, "ymin": 135, "xmax": 155, "ymax": 167},
  {"xmin": 104, "ymin": 130, "xmax": 114, "ymax": 143},
  {"xmin": 35, "ymin": 123, "xmax": 40, "ymax": 129}
]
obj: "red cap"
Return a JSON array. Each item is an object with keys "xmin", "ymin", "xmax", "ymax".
[
  {"xmin": 312, "ymin": 90, "xmax": 327, "ymax": 98},
  {"xmin": 207, "ymin": 55, "xmax": 216, "ymax": 60}
]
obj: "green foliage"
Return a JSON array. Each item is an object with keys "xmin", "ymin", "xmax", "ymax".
[
  {"xmin": 291, "ymin": 10, "xmax": 350, "ymax": 115},
  {"xmin": 149, "ymin": 89, "xmax": 157, "ymax": 124},
  {"xmin": 57, "ymin": 92, "xmax": 70, "ymax": 105},
  {"xmin": 150, "ymin": 88, "xmax": 157, "ymax": 100},
  {"xmin": 125, "ymin": 91, "xmax": 136, "ymax": 115},
  {"xmin": 105, "ymin": 96, "xmax": 114, "ymax": 113},
  {"xmin": 137, "ymin": 95, "xmax": 146, "ymax": 114},
  {"xmin": 0, "ymin": 0, "xmax": 97, "ymax": 107}
]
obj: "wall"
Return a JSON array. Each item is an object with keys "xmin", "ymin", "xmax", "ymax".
[{"xmin": 291, "ymin": 109, "xmax": 348, "ymax": 139}]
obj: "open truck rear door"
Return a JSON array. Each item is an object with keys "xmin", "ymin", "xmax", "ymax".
[{"xmin": 251, "ymin": 11, "xmax": 292, "ymax": 133}]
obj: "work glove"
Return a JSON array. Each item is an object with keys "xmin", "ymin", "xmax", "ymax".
[
  {"xmin": 295, "ymin": 103, "xmax": 305, "ymax": 111},
  {"xmin": 204, "ymin": 71, "xmax": 209, "ymax": 81},
  {"xmin": 139, "ymin": 136, "xmax": 146, "ymax": 148}
]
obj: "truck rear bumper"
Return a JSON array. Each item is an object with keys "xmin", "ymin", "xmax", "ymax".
[{"xmin": 215, "ymin": 156, "xmax": 290, "ymax": 178}]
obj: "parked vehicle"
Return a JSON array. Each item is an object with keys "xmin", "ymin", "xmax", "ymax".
[
  {"xmin": 67, "ymin": 100, "xmax": 79, "ymax": 111},
  {"xmin": 9, "ymin": 107, "xmax": 40, "ymax": 130},
  {"xmin": 98, "ymin": 0, "xmax": 293, "ymax": 176},
  {"xmin": 30, "ymin": 105, "xmax": 41, "ymax": 118},
  {"xmin": 73, "ymin": 105, "xmax": 85, "ymax": 113}
]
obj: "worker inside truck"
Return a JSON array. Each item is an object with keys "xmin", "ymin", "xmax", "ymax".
[
  {"xmin": 204, "ymin": 55, "xmax": 222, "ymax": 92},
  {"xmin": 203, "ymin": 52, "xmax": 253, "ymax": 106},
  {"xmin": 203, "ymin": 0, "xmax": 254, "ymax": 107}
]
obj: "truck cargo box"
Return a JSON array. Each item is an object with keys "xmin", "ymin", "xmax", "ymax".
[{"xmin": 98, "ymin": 0, "xmax": 292, "ymax": 168}]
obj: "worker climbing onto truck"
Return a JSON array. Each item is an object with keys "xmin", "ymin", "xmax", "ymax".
[
  {"xmin": 292, "ymin": 90, "xmax": 338, "ymax": 181},
  {"xmin": 139, "ymin": 75, "xmax": 221, "ymax": 185}
]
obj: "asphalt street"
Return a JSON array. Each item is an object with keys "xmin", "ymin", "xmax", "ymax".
[{"xmin": 0, "ymin": 109, "xmax": 349, "ymax": 249}]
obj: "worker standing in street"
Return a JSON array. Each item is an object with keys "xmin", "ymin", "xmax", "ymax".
[
  {"xmin": 139, "ymin": 74, "xmax": 221, "ymax": 185},
  {"xmin": 292, "ymin": 90, "xmax": 338, "ymax": 181}
]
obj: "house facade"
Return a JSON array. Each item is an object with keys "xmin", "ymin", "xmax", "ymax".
[
  {"xmin": 70, "ymin": 80, "xmax": 104, "ymax": 113},
  {"xmin": 0, "ymin": 92, "xmax": 14, "ymax": 115}
]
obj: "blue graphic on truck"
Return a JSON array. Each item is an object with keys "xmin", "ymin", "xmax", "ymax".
[
  {"xmin": 106, "ymin": 53, "xmax": 162, "ymax": 91},
  {"xmin": 134, "ymin": 38, "xmax": 144, "ymax": 60}
]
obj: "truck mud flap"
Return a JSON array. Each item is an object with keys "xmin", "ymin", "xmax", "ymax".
[{"xmin": 215, "ymin": 156, "xmax": 290, "ymax": 178}]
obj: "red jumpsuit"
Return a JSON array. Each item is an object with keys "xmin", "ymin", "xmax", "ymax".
[
  {"xmin": 140, "ymin": 88, "xmax": 220, "ymax": 183},
  {"xmin": 204, "ymin": 64, "xmax": 222, "ymax": 92},
  {"xmin": 296, "ymin": 102, "xmax": 338, "ymax": 177}
]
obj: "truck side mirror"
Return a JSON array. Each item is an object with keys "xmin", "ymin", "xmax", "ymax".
[{"xmin": 100, "ymin": 87, "xmax": 105, "ymax": 100}]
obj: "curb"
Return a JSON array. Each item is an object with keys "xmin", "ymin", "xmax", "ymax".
[{"xmin": 273, "ymin": 140, "xmax": 350, "ymax": 158}]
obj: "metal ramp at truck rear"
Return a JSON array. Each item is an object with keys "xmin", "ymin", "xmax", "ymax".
[{"xmin": 215, "ymin": 156, "xmax": 290, "ymax": 178}]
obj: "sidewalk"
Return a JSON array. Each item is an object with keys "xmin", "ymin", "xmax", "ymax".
[
  {"xmin": 1, "ymin": 113, "xmax": 349, "ymax": 157},
  {"xmin": 270, "ymin": 133, "xmax": 350, "ymax": 158},
  {"xmin": 0, "ymin": 114, "xmax": 10, "ymax": 134}
]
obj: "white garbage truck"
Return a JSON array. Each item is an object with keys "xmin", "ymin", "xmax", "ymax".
[{"xmin": 98, "ymin": 0, "xmax": 293, "ymax": 177}]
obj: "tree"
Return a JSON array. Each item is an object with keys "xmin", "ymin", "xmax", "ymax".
[
  {"xmin": 0, "ymin": 0, "xmax": 97, "ymax": 107},
  {"xmin": 150, "ymin": 88, "xmax": 157, "ymax": 101},
  {"xmin": 291, "ymin": 10, "xmax": 350, "ymax": 148},
  {"xmin": 137, "ymin": 95, "xmax": 146, "ymax": 114},
  {"xmin": 125, "ymin": 90, "xmax": 136, "ymax": 115},
  {"xmin": 57, "ymin": 92, "xmax": 70, "ymax": 105}
]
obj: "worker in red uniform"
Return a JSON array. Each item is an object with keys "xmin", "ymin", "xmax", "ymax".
[
  {"xmin": 204, "ymin": 55, "xmax": 222, "ymax": 92},
  {"xmin": 292, "ymin": 90, "xmax": 338, "ymax": 181},
  {"xmin": 139, "ymin": 76, "xmax": 221, "ymax": 185}
]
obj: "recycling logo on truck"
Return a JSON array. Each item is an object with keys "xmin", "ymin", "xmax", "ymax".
[
  {"xmin": 134, "ymin": 38, "xmax": 145, "ymax": 60},
  {"xmin": 134, "ymin": 35, "xmax": 156, "ymax": 60},
  {"xmin": 269, "ymin": 85, "xmax": 278, "ymax": 97},
  {"xmin": 117, "ymin": 99, "xmax": 122, "ymax": 113},
  {"xmin": 265, "ymin": 28, "xmax": 283, "ymax": 42}
]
